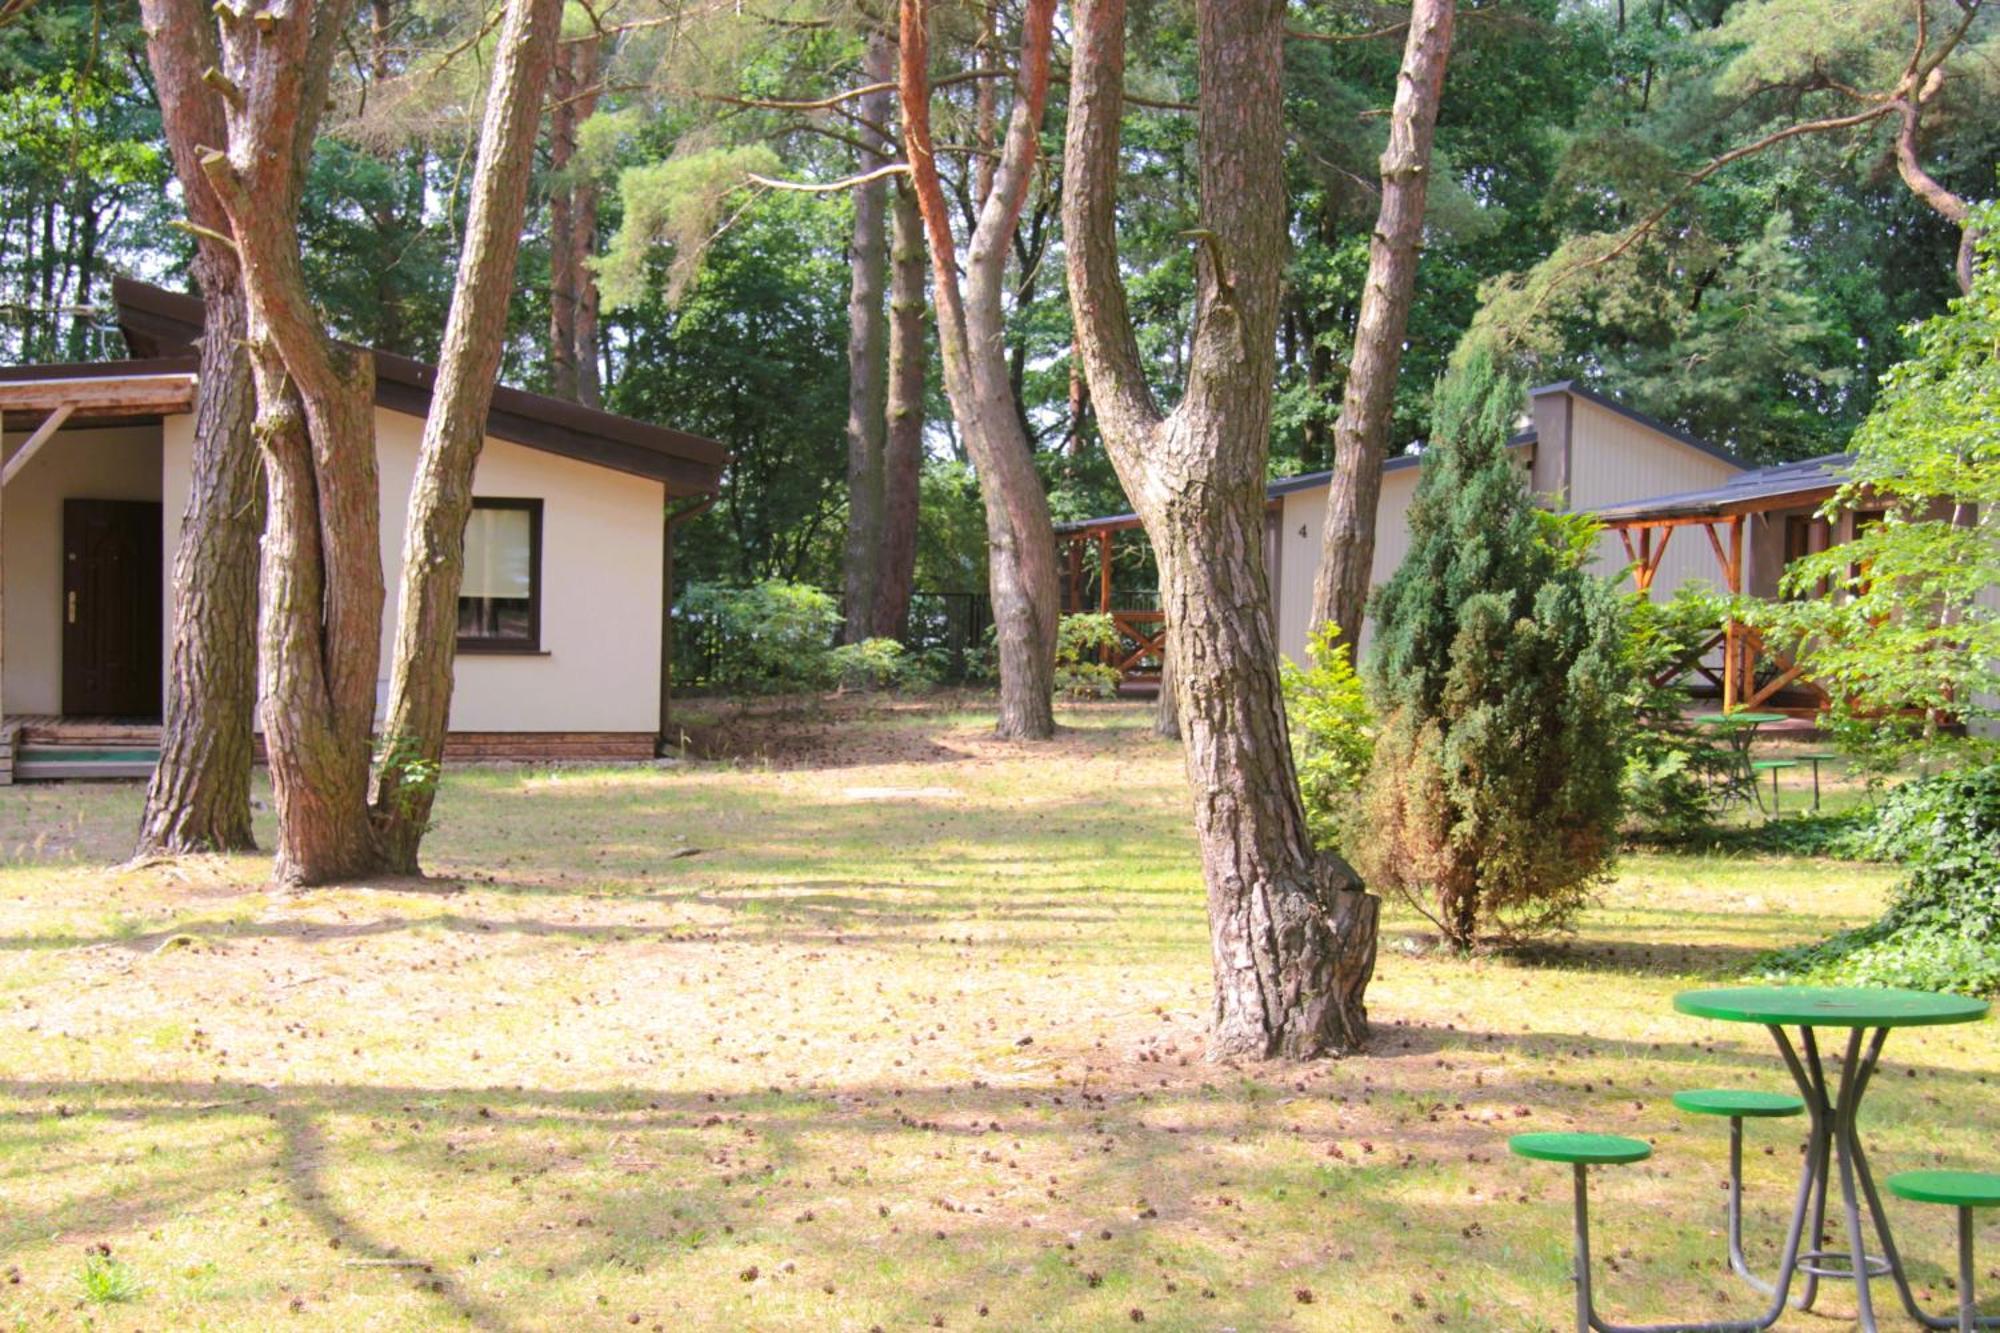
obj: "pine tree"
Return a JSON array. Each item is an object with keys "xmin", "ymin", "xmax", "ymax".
[{"xmin": 1361, "ymin": 352, "xmax": 1627, "ymax": 950}]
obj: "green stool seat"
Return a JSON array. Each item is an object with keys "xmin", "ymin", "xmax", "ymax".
[
  {"xmin": 1887, "ymin": 1170, "xmax": 2000, "ymax": 1208},
  {"xmin": 1510, "ymin": 1132, "xmax": 1652, "ymax": 1165},
  {"xmin": 1887, "ymin": 1171, "xmax": 2000, "ymax": 1330},
  {"xmin": 1672, "ymin": 1089, "xmax": 1806, "ymax": 1118},
  {"xmin": 1750, "ymin": 759, "xmax": 1801, "ymax": 813},
  {"xmin": 1794, "ymin": 752, "xmax": 1837, "ymax": 809}
]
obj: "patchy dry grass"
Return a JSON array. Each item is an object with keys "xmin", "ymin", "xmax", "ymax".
[{"xmin": 0, "ymin": 700, "xmax": 1993, "ymax": 1331}]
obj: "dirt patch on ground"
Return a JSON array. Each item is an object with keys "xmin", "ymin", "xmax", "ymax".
[{"xmin": 668, "ymin": 690, "xmax": 1140, "ymax": 769}]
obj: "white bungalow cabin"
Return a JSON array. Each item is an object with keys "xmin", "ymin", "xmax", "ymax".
[
  {"xmin": 0, "ymin": 279, "xmax": 727, "ymax": 781},
  {"xmin": 1058, "ymin": 382, "xmax": 1749, "ymax": 680}
]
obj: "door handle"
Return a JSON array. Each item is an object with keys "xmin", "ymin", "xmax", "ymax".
[{"xmin": 67, "ymin": 591, "xmax": 77, "ymax": 624}]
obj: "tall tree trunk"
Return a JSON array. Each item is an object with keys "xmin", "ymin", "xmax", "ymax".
[
  {"xmin": 1064, "ymin": 0, "xmax": 1377, "ymax": 1056},
  {"xmin": 1309, "ymin": 0, "xmax": 1455, "ymax": 657},
  {"xmin": 840, "ymin": 33, "xmax": 893, "ymax": 644},
  {"xmin": 135, "ymin": 0, "xmax": 264, "ymax": 856},
  {"xmin": 901, "ymin": 0, "xmax": 1060, "ymax": 739},
  {"xmin": 372, "ymin": 0, "xmax": 564, "ymax": 873},
  {"xmin": 872, "ymin": 177, "xmax": 927, "ymax": 641},
  {"xmin": 1153, "ymin": 645, "xmax": 1178, "ymax": 739},
  {"xmin": 548, "ymin": 31, "xmax": 604, "ymax": 403},
  {"xmin": 197, "ymin": 0, "xmax": 384, "ymax": 887}
]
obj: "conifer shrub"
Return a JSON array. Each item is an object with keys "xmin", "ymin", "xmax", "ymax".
[{"xmin": 1357, "ymin": 354, "xmax": 1629, "ymax": 949}]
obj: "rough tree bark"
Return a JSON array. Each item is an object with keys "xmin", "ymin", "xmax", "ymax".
[
  {"xmin": 1064, "ymin": 0, "xmax": 1378, "ymax": 1056},
  {"xmin": 1154, "ymin": 648, "xmax": 1179, "ymax": 739},
  {"xmin": 197, "ymin": 0, "xmax": 384, "ymax": 887},
  {"xmin": 1308, "ymin": 0, "xmax": 1455, "ymax": 655},
  {"xmin": 901, "ymin": 0, "xmax": 1061, "ymax": 738},
  {"xmin": 872, "ymin": 177, "xmax": 927, "ymax": 641},
  {"xmin": 548, "ymin": 31, "xmax": 604, "ymax": 404},
  {"xmin": 371, "ymin": 0, "xmax": 564, "ymax": 873},
  {"xmin": 134, "ymin": 0, "xmax": 263, "ymax": 856},
  {"xmin": 840, "ymin": 33, "xmax": 893, "ymax": 643}
]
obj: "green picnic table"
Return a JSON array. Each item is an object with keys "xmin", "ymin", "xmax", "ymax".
[
  {"xmin": 1673, "ymin": 986, "xmax": 1992, "ymax": 1332},
  {"xmin": 1691, "ymin": 712, "xmax": 1789, "ymax": 811}
]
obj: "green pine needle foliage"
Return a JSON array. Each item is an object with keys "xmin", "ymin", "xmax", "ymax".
[{"xmin": 1359, "ymin": 352, "xmax": 1630, "ymax": 949}]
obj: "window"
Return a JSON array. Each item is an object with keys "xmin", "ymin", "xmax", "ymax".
[{"xmin": 457, "ymin": 498, "xmax": 542, "ymax": 652}]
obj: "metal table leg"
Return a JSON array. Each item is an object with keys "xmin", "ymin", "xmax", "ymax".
[
  {"xmin": 1570, "ymin": 1154, "xmax": 1810, "ymax": 1333},
  {"xmin": 1769, "ymin": 1025, "xmax": 2000, "ymax": 1331}
]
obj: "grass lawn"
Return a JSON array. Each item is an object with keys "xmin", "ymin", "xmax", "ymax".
[{"xmin": 0, "ymin": 699, "xmax": 1993, "ymax": 1331}]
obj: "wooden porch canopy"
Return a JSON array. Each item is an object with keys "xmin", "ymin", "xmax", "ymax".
[
  {"xmin": 1593, "ymin": 455, "xmax": 1851, "ymax": 714},
  {"xmin": 0, "ymin": 361, "xmax": 200, "ymax": 781}
]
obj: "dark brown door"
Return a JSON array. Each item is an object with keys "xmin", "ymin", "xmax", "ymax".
[{"xmin": 62, "ymin": 499, "xmax": 163, "ymax": 718}]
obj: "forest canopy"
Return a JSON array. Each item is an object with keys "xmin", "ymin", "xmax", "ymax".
[{"xmin": 0, "ymin": 0, "xmax": 1989, "ymax": 587}]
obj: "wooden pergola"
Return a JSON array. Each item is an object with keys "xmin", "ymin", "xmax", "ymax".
[
  {"xmin": 1057, "ymin": 512, "xmax": 1165, "ymax": 688},
  {"xmin": 1596, "ymin": 468, "xmax": 1843, "ymax": 715},
  {"xmin": 0, "ymin": 364, "xmax": 198, "ymax": 782}
]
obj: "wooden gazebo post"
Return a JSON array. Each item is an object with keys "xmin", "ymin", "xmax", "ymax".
[
  {"xmin": 1097, "ymin": 528, "xmax": 1113, "ymax": 665},
  {"xmin": 1719, "ymin": 515, "xmax": 1744, "ymax": 711}
]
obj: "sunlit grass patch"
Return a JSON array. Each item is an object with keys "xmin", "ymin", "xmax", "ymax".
[{"xmin": 0, "ymin": 700, "xmax": 1992, "ymax": 1329}]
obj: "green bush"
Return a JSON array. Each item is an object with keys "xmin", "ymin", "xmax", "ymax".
[
  {"xmin": 828, "ymin": 637, "xmax": 941, "ymax": 692},
  {"xmin": 1760, "ymin": 762, "xmax": 2000, "ymax": 996},
  {"xmin": 1359, "ymin": 353, "xmax": 1629, "ymax": 949},
  {"xmin": 1281, "ymin": 622, "xmax": 1375, "ymax": 854},
  {"xmin": 1619, "ymin": 587, "xmax": 1739, "ymax": 840},
  {"xmin": 1055, "ymin": 613, "xmax": 1124, "ymax": 699},
  {"xmin": 677, "ymin": 580, "xmax": 840, "ymax": 693}
]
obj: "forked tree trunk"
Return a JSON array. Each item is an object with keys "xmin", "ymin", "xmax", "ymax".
[
  {"xmin": 549, "ymin": 32, "xmax": 605, "ymax": 404},
  {"xmin": 253, "ymin": 369, "xmax": 382, "ymax": 885},
  {"xmin": 196, "ymin": 0, "xmax": 384, "ymax": 887},
  {"xmin": 901, "ymin": 0, "xmax": 1060, "ymax": 739},
  {"xmin": 135, "ymin": 0, "xmax": 263, "ymax": 856},
  {"xmin": 1064, "ymin": 0, "xmax": 1377, "ymax": 1056},
  {"xmin": 1309, "ymin": 0, "xmax": 1455, "ymax": 655},
  {"xmin": 840, "ymin": 34, "xmax": 893, "ymax": 643},
  {"xmin": 1153, "ymin": 646, "xmax": 1178, "ymax": 739},
  {"xmin": 371, "ymin": 0, "xmax": 564, "ymax": 873},
  {"xmin": 872, "ymin": 178, "xmax": 927, "ymax": 641}
]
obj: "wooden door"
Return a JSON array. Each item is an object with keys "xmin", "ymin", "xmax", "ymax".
[{"xmin": 61, "ymin": 499, "xmax": 162, "ymax": 717}]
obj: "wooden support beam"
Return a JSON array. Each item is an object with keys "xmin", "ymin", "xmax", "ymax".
[
  {"xmin": 1645, "ymin": 524, "xmax": 1672, "ymax": 588},
  {"xmin": 0, "ymin": 373, "xmax": 195, "ymax": 416},
  {"xmin": 0, "ymin": 404, "xmax": 73, "ymax": 488},
  {"xmin": 1098, "ymin": 530, "xmax": 1112, "ymax": 614},
  {"xmin": 1, "ymin": 405, "xmax": 6, "ymax": 742}
]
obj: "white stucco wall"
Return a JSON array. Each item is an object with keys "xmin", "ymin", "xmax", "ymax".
[
  {"xmin": 161, "ymin": 406, "xmax": 667, "ymax": 733},
  {"xmin": 1, "ymin": 423, "xmax": 165, "ymax": 716}
]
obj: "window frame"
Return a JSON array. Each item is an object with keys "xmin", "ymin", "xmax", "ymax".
[{"xmin": 455, "ymin": 496, "xmax": 544, "ymax": 655}]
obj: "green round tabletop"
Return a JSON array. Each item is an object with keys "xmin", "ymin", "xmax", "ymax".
[
  {"xmin": 1692, "ymin": 712, "xmax": 1788, "ymax": 727},
  {"xmin": 1674, "ymin": 985, "xmax": 1990, "ymax": 1029}
]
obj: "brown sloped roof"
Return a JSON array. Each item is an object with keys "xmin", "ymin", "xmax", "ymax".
[
  {"xmin": 111, "ymin": 277, "xmax": 728, "ymax": 494},
  {"xmin": 1591, "ymin": 454, "xmax": 1852, "ymax": 524}
]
